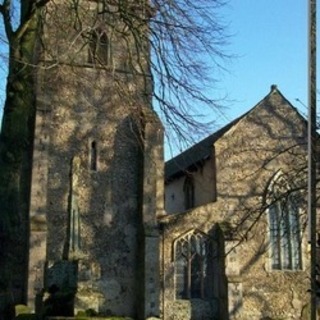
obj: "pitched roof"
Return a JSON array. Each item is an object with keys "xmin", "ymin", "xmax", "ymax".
[{"xmin": 165, "ymin": 85, "xmax": 306, "ymax": 181}]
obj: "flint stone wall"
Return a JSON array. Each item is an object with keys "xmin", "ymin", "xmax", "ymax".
[
  {"xmin": 28, "ymin": 1, "xmax": 163, "ymax": 317},
  {"xmin": 161, "ymin": 90, "xmax": 310, "ymax": 320}
]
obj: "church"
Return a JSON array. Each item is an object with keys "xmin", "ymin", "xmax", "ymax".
[
  {"xmin": 5, "ymin": 1, "xmax": 311, "ymax": 320},
  {"xmin": 162, "ymin": 85, "xmax": 310, "ymax": 319}
]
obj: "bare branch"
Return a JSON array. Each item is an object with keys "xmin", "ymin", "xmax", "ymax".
[{"xmin": 15, "ymin": 1, "xmax": 51, "ymax": 42}]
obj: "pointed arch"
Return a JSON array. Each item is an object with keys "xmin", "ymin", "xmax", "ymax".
[
  {"xmin": 88, "ymin": 28, "xmax": 112, "ymax": 65},
  {"xmin": 266, "ymin": 172, "xmax": 302, "ymax": 270},
  {"xmin": 173, "ymin": 229, "xmax": 213, "ymax": 299}
]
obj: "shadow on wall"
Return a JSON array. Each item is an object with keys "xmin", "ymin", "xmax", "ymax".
[
  {"xmin": 37, "ymin": 261, "xmax": 78, "ymax": 318},
  {"xmin": 163, "ymin": 223, "xmax": 228, "ymax": 320},
  {"xmin": 84, "ymin": 114, "xmax": 144, "ymax": 317},
  {"xmin": 37, "ymin": 113, "xmax": 144, "ymax": 318}
]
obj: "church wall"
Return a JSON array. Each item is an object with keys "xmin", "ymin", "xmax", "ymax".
[
  {"xmin": 27, "ymin": 1, "xmax": 162, "ymax": 318},
  {"xmin": 40, "ymin": 1, "xmax": 147, "ymax": 72},
  {"xmin": 33, "ymin": 65, "xmax": 145, "ymax": 317},
  {"xmin": 160, "ymin": 204, "xmax": 229, "ymax": 320},
  {"xmin": 194, "ymin": 157, "xmax": 216, "ymax": 207},
  {"xmin": 213, "ymin": 90, "xmax": 309, "ymax": 320},
  {"xmin": 165, "ymin": 158, "xmax": 216, "ymax": 214},
  {"xmin": 162, "ymin": 89, "xmax": 310, "ymax": 319},
  {"xmin": 165, "ymin": 178, "xmax": 185, "ymax": 214},
  {"xmin": 27, "ymin": 93, "xmax": 50, "ymax": 308}
]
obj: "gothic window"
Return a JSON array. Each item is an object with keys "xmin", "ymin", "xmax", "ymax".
[
  {"xmin": 90, "ymin": 141, "xmax": 98, "ymax": 171},
  {"xmin": 88, "ymin": 28, "xmax": 112, "ymax": 65},
  {"xmin": 268, "ymin": 174, "xmax": 302, "ymax": 270},
  {"xmin": 184, "ymin": 175, "xmax": 195, "ymax": 210},
  {"xmin": 174, "ymin": 230, "xmax": 213, "ymax": 300}
]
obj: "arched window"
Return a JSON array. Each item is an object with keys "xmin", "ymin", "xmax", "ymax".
[
  {"xmin": 183, "ymin": 175, "xmax": 195, "ymax": 210},
  {"xmin": 90, "ymin": 141, "xmax": 98, "ymax": 171},
  {"xmin": 88, "ymin": 29, "xmax": 112, "ymax": 65},
  {"xmin": 174, "ymin": 230, "xmax": 213, "ymax": 299},
  {"xmin": 268, "ymin": 173, "xmax": 302, "ymax": 270}
]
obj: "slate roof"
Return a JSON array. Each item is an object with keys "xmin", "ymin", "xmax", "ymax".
[{"xmin": 165, "ymin": 85, "xmax": 307, "ymax": 182}]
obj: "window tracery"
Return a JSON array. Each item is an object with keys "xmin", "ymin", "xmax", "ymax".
[
  {"xmin": 267, "ymin": 173, "xmax": 302, "ymax": 270},
  {"xmin": 174, "ymin": 230, "xmax": 213, "ymax": 299},
  {"xmin": 88, "ymin": 28, "xmax": 112, "ymax": 65}
]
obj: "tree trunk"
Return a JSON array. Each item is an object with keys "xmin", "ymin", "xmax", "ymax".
[{"xmin": 0, "ymin": 13, "xmax": 39, "ymax": 319}]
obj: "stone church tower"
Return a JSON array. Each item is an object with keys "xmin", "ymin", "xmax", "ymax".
[{"xmin": 27, "ymin": 1, "xmax": 163, "ymax": 318}]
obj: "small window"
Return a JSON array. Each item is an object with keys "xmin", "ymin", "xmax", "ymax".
[
  {"xmin": 174, "ymin": 230, "xmax": 213, "ymax": 300},
  {"xmin": 90, "ymin": 141, "xmax": 98, "ymax": 171},
  {"xmin": 88, "ymin": 29, "xmax": 112, "ymax": 65},
  {"xmin": 268, "ymin": 174, "xmax": 302, "ymax": 270},
  {"xmin": 183, "ymin": 175, "xmax": 195, "ymax": 210}
]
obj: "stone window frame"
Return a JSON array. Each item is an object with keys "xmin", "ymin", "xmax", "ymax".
[
  {"xmin": 173, "ymin": 229, "xmax": 214, "ymax": 300},
  {"xmin": 89, "ymin": 139, "xmax": 98, "ymax": 171},
  {"xmin": 266, "ymin": 171, "xmax": 303, "ymax": 271},
  {"xmin": 183, "ymin": 174, "xmax": 195, "ymax": 210},
  {"xmin": 88, "ymin": 27, "xmax": 113, "ymax": 66}
]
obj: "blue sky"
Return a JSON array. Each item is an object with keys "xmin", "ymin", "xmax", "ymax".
[{"xmin": 211, "ymin": 0, "xmax": 311, "ymax": 126}]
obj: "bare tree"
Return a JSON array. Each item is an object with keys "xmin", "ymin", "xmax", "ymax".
[
  {"xmin": 149, "ymin": 0, "xmax": 229, "ymax": 145},
  {"xmin": 0, "ymin": 0, "xmax": 229, "ymax": 318}
]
